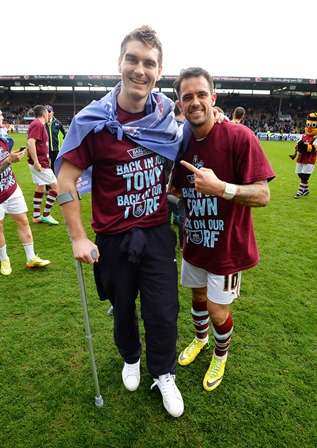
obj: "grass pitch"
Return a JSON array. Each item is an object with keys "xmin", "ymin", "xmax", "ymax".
[{"xmin": 0, "ymin": 135, "xmax": 316, "ymax": 448}]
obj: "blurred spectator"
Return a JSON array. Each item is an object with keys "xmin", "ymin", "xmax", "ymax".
[
  {"xmin": 45, "ymin": 105, "xmax": 66, "ymax": 172},
  {"xmin": 231, "ymin": 106, "xmax": 246, "ymax": 124}
]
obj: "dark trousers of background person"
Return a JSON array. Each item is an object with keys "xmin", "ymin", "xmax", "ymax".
[
  {"xmin": 167, "ymin": 196, "xmax": 185, "ymax": 249},
  {"xmin": 49, "ymin": 150, "xmax": 59, "ymax": 173},
  {"xmin": 94, "ymin": 223, "xmax": 179, "ymax": 378}
]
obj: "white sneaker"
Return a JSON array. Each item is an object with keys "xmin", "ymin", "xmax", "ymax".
[
  {"xmin": 122, "ymin": 360, "xmax": 140, "ymax": 391},
  {"xmin": 151, "ymin": 373, "xmax": 184, "ymax": 417}
]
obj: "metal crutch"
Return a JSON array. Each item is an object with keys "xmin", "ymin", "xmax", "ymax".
[{"xmin": 75, "ymin": 249, "xmax": 104, "ymax": 408}]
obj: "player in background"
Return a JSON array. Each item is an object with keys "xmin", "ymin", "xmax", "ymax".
[
  {"xmin": 27, "ymin": 105, "xmax": 59, "ymax": 225},
  {"xmin": 0, "ymin": 110, "xmax": 50, "ymax": 275}
]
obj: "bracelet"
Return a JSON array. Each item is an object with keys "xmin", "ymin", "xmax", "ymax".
[{"xmin": 222, "ymin": 182, "xmax": 238, "ymax": 200}]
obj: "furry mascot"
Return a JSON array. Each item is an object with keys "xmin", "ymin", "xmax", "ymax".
[{"xmin": 289, "ymin": 112, "xmax": 317, "ymax": 198}]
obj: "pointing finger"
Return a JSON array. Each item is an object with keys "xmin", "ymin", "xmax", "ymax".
[{"xmin": 180, "ymin": 160, "xmax": 202, "ymax": 175}]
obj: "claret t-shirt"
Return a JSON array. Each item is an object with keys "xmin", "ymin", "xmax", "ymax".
[
  {"xmin": 27, "ymin": 119, "xmax": 50, "ymax": 168},
  {"xmin": 173, "ymin": 121, "xmax": 275, "ymax": 275},
  {"xmin": 63, "ymin": 107, "xmax": 169, "ymax": 234}
]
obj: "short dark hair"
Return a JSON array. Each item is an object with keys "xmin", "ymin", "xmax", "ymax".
[
  {"xmin": 33, "ymin": 105, "xmax": 47, "ymax": 118},
  {"xmin": 119, "ymin": 25, "xmax": 163, "ymax": 66},
  {"xmin": 233, "ymin": 106, "xmax": 246, "ymax": 120},
  {"xmin": 174, "ymin": 67, "xmax": 214, "ymax": 98}
]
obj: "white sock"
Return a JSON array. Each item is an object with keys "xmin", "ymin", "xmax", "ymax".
[
  {"xmin": 196, "ymin": 335, "xmax": 209, "ymax": 343},
  {"xmin": 0, "ymin": 244, "xmax": 8, "ymax": 261},
  {"xmin": 23, "ymin": 243, "xmax": 36, "ymax": 261}
]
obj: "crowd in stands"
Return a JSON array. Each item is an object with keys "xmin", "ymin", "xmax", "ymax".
[
  {"xmin": 237, "ymin": 112, "xmax": 299, "ymax": 134},
  {"xmin": 1, "ymin": 91, "xmax": 316, "ymax": 134},
  {"xmin": 218, "ymin": 95, "xmax": 315, "ymax": 134}
]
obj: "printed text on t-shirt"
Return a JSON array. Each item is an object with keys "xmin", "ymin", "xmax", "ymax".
[
  {"xmin": 116, "ymin": 154, "xmax": 164, "ymax": 219},
  {"xmin": 182, "ymin": 187, "xmax": 224, "ymax": 248}
]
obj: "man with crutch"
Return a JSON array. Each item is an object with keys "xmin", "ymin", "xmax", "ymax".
[{"xmin": 56, "ymin": 26, "xmax": 184, "ymax": 417}]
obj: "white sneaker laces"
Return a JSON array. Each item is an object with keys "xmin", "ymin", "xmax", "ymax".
[
  {"xmin": 151, "ymin": 373, "xmax": 176, "ymax": 393},
  {"xmin": 125, "ymin": 363, "xmax": 139, "ymax": 376}
]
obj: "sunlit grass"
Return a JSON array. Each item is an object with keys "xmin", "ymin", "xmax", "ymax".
[{"xmin": 0, "ymin": 135, "xmax": 316, "ymax": 448}]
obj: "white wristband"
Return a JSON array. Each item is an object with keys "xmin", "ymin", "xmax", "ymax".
[{"xmin": 222, "ymin": 182, "xmax": 238, "ymax": 200}]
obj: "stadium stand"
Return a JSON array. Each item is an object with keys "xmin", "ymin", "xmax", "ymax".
[{"xmin": 1, "ymin": 75, "xmax": 316, "ymax": 133}]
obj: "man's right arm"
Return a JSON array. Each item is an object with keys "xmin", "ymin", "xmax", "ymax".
[
  {"xmin": 57, "ymin": 159, "xmax": 99, "ymax": 264},
  {"xmin": 27, "ymin": 138, "xmax": 42, "ymax": 171}
]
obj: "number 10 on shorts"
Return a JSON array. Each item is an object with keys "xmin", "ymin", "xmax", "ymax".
[{"xmin": 223, "ymin": 272, "xmax": 241, "ymax": 294}]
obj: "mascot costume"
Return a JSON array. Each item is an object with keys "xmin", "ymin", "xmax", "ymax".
[{"xmin": 289, "ymin": 112, "xmax": 317, "ymax": 198}]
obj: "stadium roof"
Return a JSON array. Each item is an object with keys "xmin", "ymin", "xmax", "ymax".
[{"xmin": 0, "ymin": 75, "xmax": 317, "ymax": 95}]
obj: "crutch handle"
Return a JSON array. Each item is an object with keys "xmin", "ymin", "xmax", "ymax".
[{"xmin": 91, "ymin": 249, "xmax": 98, "ymax": 261}]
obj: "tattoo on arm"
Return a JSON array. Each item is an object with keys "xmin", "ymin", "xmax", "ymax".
[{"xmin": 234, "ymin": 181, "xmax": 270, "ymax": 207}]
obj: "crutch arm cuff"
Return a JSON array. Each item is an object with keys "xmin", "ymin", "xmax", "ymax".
[{"xmin": 57, "ymin": 191, "xmax": 82, "ymax": 205}]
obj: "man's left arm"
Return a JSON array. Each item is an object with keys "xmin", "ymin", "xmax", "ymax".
[{"xmin": 231, "ymin": 180, "xmax": 270, "ymax": 207}]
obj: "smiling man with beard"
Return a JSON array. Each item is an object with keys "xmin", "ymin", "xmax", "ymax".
[{"xmin": 171, "ymin": 67, "xmax": 275, "ymax": 393}]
